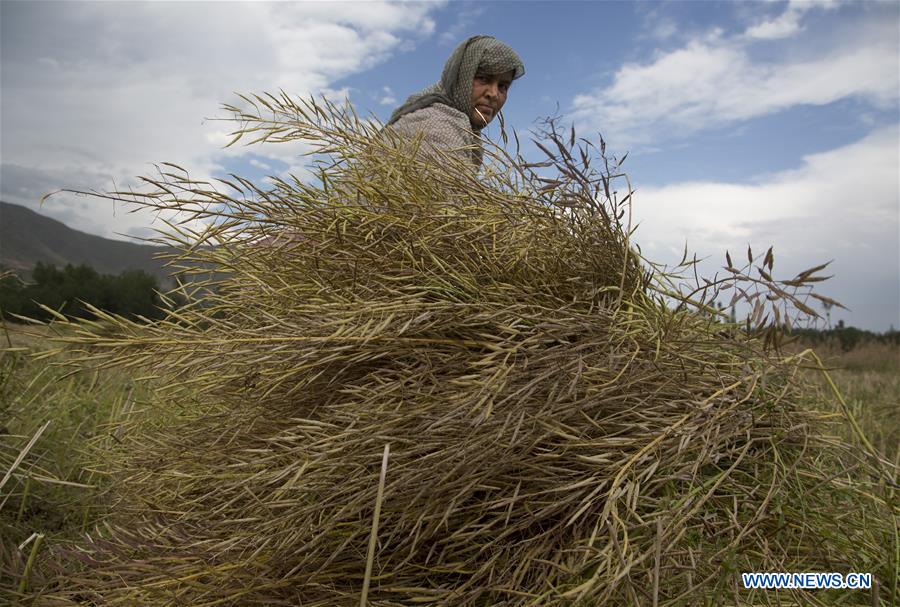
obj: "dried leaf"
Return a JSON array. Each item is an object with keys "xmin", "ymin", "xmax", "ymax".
[{"xmin": 764, "ymin": 246, "xmax": 774, "ymax": 271}]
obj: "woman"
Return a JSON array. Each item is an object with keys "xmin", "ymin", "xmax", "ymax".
[
  {"xmin": 258, "ymin": 37, "xmax": 523, "ymax": 250},
  {"xmin": 386, "ymin": 35, "xmax": 525, "ymax": 171}
]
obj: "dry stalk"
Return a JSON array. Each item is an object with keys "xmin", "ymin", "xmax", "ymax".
[{"xmin": 20, "ymin": 95, "xmax": 895, "ymax": 606}]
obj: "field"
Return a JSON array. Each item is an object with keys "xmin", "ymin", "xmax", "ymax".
[
  {"xmin": 1, "ymin": 320, "xmax": 896, "ymax": 605},
  {"xmin": 0, "ymin": 322, "xmax": 162, "ymax": 598},
  {"xmin": 805, "ymin": 341, "xmax": 898, "ymax": 467}
]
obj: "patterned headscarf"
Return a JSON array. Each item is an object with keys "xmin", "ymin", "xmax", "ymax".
[{"xmin": 386, "ymin": 35, "xmax": 525, "ymax": 128}]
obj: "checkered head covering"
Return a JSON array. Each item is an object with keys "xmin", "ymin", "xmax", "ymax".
[{"xmin": 386, "ymin": 35, "xmax": 525, "ymax": 129}]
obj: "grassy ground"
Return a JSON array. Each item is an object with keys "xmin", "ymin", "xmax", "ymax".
[
  {"xmin": 803, "ymin": 340, "xmax": 899, "ymax": 466},
  {"xmin": 1, "ymin": 322, "xmax": 897, "ymax": 604},
  {"xmin": 0, "ymin": 322, "xmax": 144, "ymax": 596}
]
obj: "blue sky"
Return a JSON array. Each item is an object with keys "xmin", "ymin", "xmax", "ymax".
[{"xmin": 2, "ymin": 1, "xmax": 898, "ymax": 330}]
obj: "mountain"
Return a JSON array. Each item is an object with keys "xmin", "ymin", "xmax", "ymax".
[{"xmin": 0, "ymin": 201, "xmax": 173, "ymax": 281}]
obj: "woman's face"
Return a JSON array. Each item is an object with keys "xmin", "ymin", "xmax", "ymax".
[{"xmin": 470, "ymin": 70, "xmax": 514, "ymax": 128}]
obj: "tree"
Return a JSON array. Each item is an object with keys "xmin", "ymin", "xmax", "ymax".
[{"xmin": 0, "ymin": 263, "xmax": 166, "ymax": 322}]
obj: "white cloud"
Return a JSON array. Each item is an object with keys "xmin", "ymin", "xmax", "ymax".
[
  {"xmin": 744, "ymin": 11, "xmax": 802, "ymax": 40},
  {"xmin": 573, "ymin": 3, "xmax": 898, "ymax": 147},
  {"xmin": 438, "ymin": 4, "xmax": 486, "ymax": 46},
  {"xmin": 380, "ymin": 86, "xmax": 398, "ymax": 106},
  {"xmin": 631, "ymin": 125, "xmax": 900, "ymax": 330},
  {"xmin": 0, "ymin": 1, "xmax": 443, "ymax": 241},
  {"xmin": 248, "ymin": 158, "xmax": 273, "ymax": 172},
  {"xmin": 744, "ymin": 0, "xmax": 840, "ymax": 40},
  {"xmin": 651, "ymin": 20, "xmax": 678, "ymax": 41}
]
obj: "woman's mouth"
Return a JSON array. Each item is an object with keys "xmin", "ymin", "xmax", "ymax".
[{"xmin": 475, "ymin": 105, "xmax": 494, "ymax": 123}]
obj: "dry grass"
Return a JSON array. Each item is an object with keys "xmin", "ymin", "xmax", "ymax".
[
  {"xmin": 3, "ymin": 96, "xmax": 896, "ymax": 606},
  {"xmin": 0, "ymin": 323, "xmax": 146, "ymax": 598},
  {"xmin": 808, "ymin": 341, "xmax": 899, "ymax": 465},
  {"xmin": 814, "ymin": 340, "xmax": 899, "ymax": 373}
]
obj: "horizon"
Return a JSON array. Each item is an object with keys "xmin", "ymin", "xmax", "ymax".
[
  {"xmin": 1, "ymin": 1, "xmax": 898, "ymax": 331},
  {"xmin": 3, "ymin": 197, "xmax": 897, "ymax": 336}
]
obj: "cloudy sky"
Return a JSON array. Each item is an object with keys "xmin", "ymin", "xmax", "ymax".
[{"xmin": 1, "ymin": 0, "xmax": 898, "ymax": 330}]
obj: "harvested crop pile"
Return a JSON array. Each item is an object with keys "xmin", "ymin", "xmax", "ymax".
[{"xmin": 25, "ymin": 96, "xmax": 897, "ymax": 605}]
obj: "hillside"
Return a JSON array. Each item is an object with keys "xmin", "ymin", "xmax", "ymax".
[{"xmin": 0, "ymin": 201, "xmax": 172, "ymax": 281}]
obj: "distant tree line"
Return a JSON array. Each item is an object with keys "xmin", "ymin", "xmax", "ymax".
[
  {"xmin": 791, "ymin": 321, "xmax": 899, "ymax": 351},
  {"xmin": 0, "ymin": 262, "xmax": 166, "ymax": 322}
]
